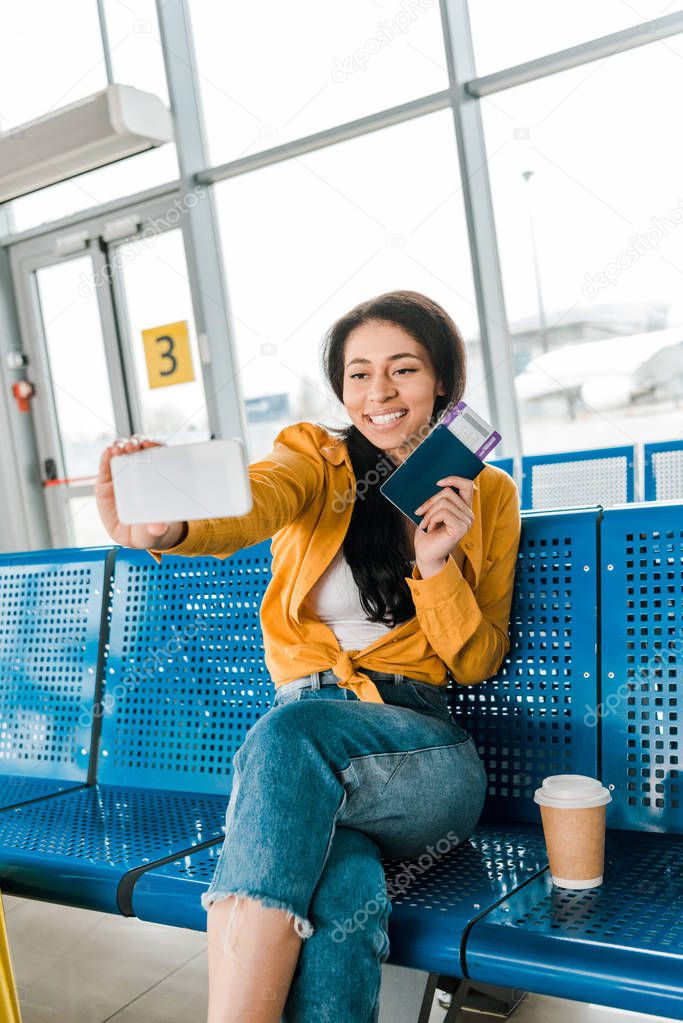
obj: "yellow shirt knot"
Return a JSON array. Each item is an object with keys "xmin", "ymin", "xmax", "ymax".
[{"xmin": 332, "ymin": 650, "xmax": 385, "ymax": 704}]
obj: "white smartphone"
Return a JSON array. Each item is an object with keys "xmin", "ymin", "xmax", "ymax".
[{"xmin": 110, "ymin": 439, "xmax": 252, "ymax": 525}]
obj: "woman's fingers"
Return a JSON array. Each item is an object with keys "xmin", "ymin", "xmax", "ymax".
[
  {"xmin": 146, "ymin": 522, "xmax": 170, "ymax": 537},
  {"xmin": 440, "ymin": 487, "xmax": 475, "ymax": 517},
  {"xmin": 117, "ymin": 435, "xmax": 145, "ymax": 454},
  {"xmin": 419, "ymin": 492, "xmax": 474, "ymax": 528},
  {"xmin": 104, "ymin": 434, "xmax": 159, "ymax": 460},
  {"xmin": 437, "ymin": 475, "xmax": 477, "ymax": 498},
  {"xmin": 422, "ymin": 504, "xmax": 472, "ymax": 535},
  {"xmin": 415, "ymin": 476, "xmax": 476, "ymax": 516},
  {"xmin": 98, "ymin": 445, "xmax": 113, "ymax": 478},
  {"xmin": 421, "ymin": 495, "xmax": 474, "ymax": 531},
  {"xmin": 98, "ymin": 435, "xmax": 159, "ymax": 485}
]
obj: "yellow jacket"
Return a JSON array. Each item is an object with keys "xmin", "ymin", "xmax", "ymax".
[{"xmin": 147, "ymin": 421, "xmax": 521, "ymax": 705}]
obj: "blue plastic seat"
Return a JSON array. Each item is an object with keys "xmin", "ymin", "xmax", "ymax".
[
  {"xmin": 465, "ymin": 829, "xmax": 683, "ymax": 1020},
  {"xmin": 0, "ymin": 547, "xmax": 113, "ymax": 810},
  {"xmin": 0, "ymin": 542, "xmax": 274, "ymax": 914}
]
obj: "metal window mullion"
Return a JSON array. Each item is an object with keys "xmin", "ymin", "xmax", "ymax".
[
  {"xmin": 440, "ymin": 0, "xmax": 521, "ymax": 458},
  {"xmin": 197, "ymin": 90, "xmax": 452, "ymax": 185},
  {"xmin": 155, "ymin": 0, "xmax": 247, "ymax": 443},
  {"xmin": 96, "ymin": 0, "xmax": 115, "ymax": 87},
  {"xmin": 90, "ymin": 240, "xmax": 139, "ymax": 438},
  {"xmin": 467, "ymin": 11, "xmax": 683, "ymax": 98},
  {"xmin": 1, "ymin": 181, "xmax": 182, "ymax": 250}
]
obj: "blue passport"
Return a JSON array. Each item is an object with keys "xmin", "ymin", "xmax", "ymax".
[{"xmin": 379, "ymin": 424, "xmax": 485, "ymax": 526}]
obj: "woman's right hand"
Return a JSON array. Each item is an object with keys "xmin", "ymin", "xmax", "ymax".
[{"xmin": 95, "ymin": 436, "xmax": 187, "ymax": 550}]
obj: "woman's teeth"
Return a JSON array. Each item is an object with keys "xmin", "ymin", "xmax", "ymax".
[{"xmin": 367, "ymin": 410, "xmax": 407, "ymax": 424}]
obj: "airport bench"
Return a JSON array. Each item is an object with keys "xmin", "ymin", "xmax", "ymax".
[
  {"xmin": 0, "ymin": 544, "xmax": 276, "ymax": 913},
  {"xmin": 0, "ymin": 503, "xmax": 680, "ymax": 1020}
]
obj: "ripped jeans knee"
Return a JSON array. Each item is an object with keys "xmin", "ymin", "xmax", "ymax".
[{"xmin": 204, "ymin": 887, "xmax": 315, "ymax": 940}]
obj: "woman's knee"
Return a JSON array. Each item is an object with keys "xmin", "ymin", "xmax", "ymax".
[{"xmin": 311, "ymin": 826, "xmax": 391, "ymax": 956}]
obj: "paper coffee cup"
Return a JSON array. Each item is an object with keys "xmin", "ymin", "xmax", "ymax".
[{"xmin": 533, "ymin": 775, "xmax": 611, "ymax": 889}]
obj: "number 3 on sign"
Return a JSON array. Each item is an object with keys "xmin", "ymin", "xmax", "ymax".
[{"xmin": 142, "ymin": 320, "xmax": 195, "ymax": 389}]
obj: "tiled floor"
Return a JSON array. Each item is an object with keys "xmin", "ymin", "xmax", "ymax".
[{"xmin": 3, "ymin": 894, "xmax": 680, "ymax": 1023}]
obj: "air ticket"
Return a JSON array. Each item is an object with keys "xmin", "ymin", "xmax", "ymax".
[{"xmin": 439, "ymin": 401, "xmax": 501, "ymax": 460}]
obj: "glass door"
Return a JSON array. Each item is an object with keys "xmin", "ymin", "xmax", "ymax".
[
  {"xmin": 112, "ymin": 227, "xmax": 210, "ymax": 444},
  {"xmin": 10, "ymin": 197, "xmax": 211, "ymax": 548}
]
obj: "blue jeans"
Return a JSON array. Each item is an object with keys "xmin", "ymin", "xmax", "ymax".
[{"xmin": 202, "ymin": 669, "xmax": 487, "ymax": 1023}]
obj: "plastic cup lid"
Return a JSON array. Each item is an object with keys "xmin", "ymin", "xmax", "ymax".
[{"xmin": 533, "ymin": 774, "xmax": 612, "ymax": 809}]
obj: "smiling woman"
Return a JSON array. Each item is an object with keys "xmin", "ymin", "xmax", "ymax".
[
  {"xmin": 322, "ymin": 289, "xmax": 469, "ymax": 625},
  {"xmin": 130, "ymin": 288, "xmax": 520, "ymax": 1023}
]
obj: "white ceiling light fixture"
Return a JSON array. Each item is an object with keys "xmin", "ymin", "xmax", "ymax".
[{"xmin": 0, "ymin": 84, "xmax": 174, "ymax": 203}]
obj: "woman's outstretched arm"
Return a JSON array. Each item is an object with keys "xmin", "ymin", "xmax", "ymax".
[{"xmin": 147, "ymin": 423, "xmax": 324, "ymax": 564}]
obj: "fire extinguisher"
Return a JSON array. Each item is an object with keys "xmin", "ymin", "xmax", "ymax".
[
  {"xmin": 7, "ymin": 351, "xmax": 35, "ymax": 413},
  {"xmin": 12, "ymin": 379, "xmax": 35, "ymax": 413}
]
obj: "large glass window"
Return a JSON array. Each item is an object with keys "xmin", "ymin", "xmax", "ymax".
[
  {"xmin": 0, "ymin": 1, "xmax": 106, "ymax": 130},
  {"xmin": 102, "ymin": 0, "xmax": 170, "ymax": 103},
  {"xmin": 468, "ymin": 0, "xmax": 683, "ymax": 76},
  {"xmin": 188, "ymin": 0, "xmax": 448, "ymax": 166},
  {"xmin": 213, "ymin": 108, "xmax": 487, "ymax": 459},
  {"xmin": 5, "ymin": 0, "xmax": 176, "ymax": 233},
  {"xmin": 481, "ymin": 40, "xmax": 683, "ymax": 453}
]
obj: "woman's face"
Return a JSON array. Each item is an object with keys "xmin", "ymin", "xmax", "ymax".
[{"xmin": 342, "ymin": 320, "xmax": 446, "ymax": 464}]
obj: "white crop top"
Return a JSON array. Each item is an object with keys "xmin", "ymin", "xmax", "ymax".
[{"xmin": 305, "ymin": 547, "xmax": 415, "ymax": 650}]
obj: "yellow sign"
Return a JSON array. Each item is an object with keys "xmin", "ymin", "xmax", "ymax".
[{"xmin": 142, "ymin": 320, "xmax": 195, "ymax": 389}]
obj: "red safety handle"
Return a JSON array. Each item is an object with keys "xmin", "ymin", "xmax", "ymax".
[{"xmin": 43, "ymin": 475, "xmax": 98, "ymax": 488}]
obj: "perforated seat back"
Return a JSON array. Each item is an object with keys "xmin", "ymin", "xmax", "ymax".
[
  {"xmin": 0, "ymin": 547, "xmax": 112, "ymax": 783},
  {"xmin": 98, "ymin": 542, "xmax": 273, "ymax": 793},
  {"xmin": 644, "ymin": 441, "xmax": 683, "ymax": 501},
  {"xmin": 601, "ymin": 504, "xmax": 682, "ymax": 833},
  {"xmin": 522, "ymin": 447, "xmax": 635, "ymax": 509},
  {"xmin": 451, "ymin": 508, "xmax": 600, "ymax": 824}
]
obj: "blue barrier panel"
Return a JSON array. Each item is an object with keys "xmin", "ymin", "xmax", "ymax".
[
  {"xmin": 0, "ymin": 546, "xmax": 113, "ymax": 808},
  {"xmin": 600, "ymin": 504, "xmax": 683, "ymax": 834},
  {"xmin": 644, "ymin": 440, "xmax": 683, "ymax": 502},
  {"xmin": 465, "ymin": 830, "xmax": 683, "ymax": 1020},
  {"xmin": 521, "ymin": 446, "xmax": 635, "ymax": 510},
  {"xmin": 451, "ymin": 508, "xmax": 600, "ymax": 825},
  {"xmin": 0, "ymin": 540, "xmax": 274, "ymax": 914}
]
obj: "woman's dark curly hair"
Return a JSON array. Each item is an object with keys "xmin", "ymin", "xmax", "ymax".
[{"xmin": 320, "ymin": 290, "xmax": 467, "ymax": 628}]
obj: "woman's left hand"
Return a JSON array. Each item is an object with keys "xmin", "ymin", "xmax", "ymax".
[{"xmin": 413, "ymin": 475, "xmax": 476, "ymax": 572}]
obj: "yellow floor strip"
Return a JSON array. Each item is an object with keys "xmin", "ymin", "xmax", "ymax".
[{"xmin": 0, "ymin": 893, "xmax": 21, "ymax": 1023}]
